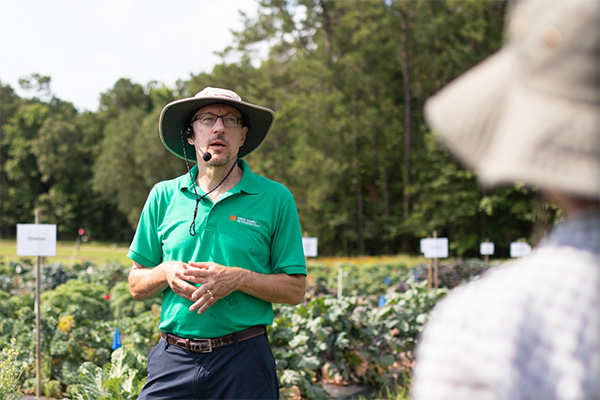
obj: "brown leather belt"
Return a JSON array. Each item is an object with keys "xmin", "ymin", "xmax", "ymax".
[{"xmin": 161, "ymin": 325, "xmax": 266, "ymax": 353}]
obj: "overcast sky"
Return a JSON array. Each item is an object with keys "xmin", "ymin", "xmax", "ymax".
[{"xmin": 0, "ymin": 0, "xmax": 260, "ymax": 112}]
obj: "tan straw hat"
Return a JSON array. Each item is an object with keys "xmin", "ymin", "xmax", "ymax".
[
  {"xmin": 159, "ymin": 87, "xmax": 275, "ymax": 161},
  {"xmin": 424, "ymin": 0, "xmax": 599, "ymax": 199}
]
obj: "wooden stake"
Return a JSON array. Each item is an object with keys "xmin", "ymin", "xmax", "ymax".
[
  {"xmin": 35, "ymin": 209, "xmax": 41, "ymax": 399},
  {"xmin": 338, "ymin": 265, "xmax": 343, "ymax": 299},
  {"xmin": 434, "ymin": 230, "xmax": 439, "ymax": 289},
  {"xmin": 427, "ymin": 243, "xmax": 432, "ymax": 291},
  {"xmin": 427, "ymin": 259, "xmax": 431, "ymax": 290},
  {"xmin": 70, "ymin": 235, "xmax": 81, "ymax": 267}
]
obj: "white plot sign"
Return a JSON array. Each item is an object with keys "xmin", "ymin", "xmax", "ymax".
[
  {"xmin": 510, "ymin": 242, "xmax": 532, "ymax": 258},
  {"xmin": 17, "ymin": 224, "xmax": 57, "ymax": 256},
  {"xmin": 480, "ymin": 242, "xmax": 495, "ymax": 255},
  {"xmin": 420, "ymin": 237, "xmax": 449, "ymax": 259},
  {"xmin": 302, "ymin": 237, "xmax": 318, "ymax": 257}
]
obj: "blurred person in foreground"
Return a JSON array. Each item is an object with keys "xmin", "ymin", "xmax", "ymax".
[
  {"xmin": 411, "ymin": 0, "xmax": 599, "ymax": 398},
  {"xmin": 128, "ymin": 87, "xmax": 307, "ymax": 399}
]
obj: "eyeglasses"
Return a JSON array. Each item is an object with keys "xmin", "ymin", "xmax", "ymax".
[{"xmin": 191, "ymin": 113, "xmax": 242, "ymax": 128}]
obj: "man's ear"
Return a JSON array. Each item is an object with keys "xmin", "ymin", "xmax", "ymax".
[
  {"xmin": 241, "ymin": 126, "xmax": 249, "ymax": 144},
  {"xmin": 187, "ymin": 126, "xmax": 196, "ymax": 146}
]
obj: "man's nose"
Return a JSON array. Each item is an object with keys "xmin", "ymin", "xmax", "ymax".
[{"xmin": 212, "ymin": 116, "xmax": 226, "ymax": 131}]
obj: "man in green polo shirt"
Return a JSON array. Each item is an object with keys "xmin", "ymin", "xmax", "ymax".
[{"xmin": 128, "ymin": 87, "xmax": 307, "ymax": 400}]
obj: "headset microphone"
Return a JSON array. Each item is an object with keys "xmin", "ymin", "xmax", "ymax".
[{"xmin": 189, "ymin": 138, "xmax": 212, "ymax": 162}]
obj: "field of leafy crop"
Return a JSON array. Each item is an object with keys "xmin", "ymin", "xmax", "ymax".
[{"xmin": 0, "ymin": 256, "xmax": 490, "ymax": 399}]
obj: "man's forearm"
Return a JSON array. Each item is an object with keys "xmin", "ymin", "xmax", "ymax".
[
  {"xmin": 185, "ymin": 262, "xmax": 306, "ymax": 307},
  {"xmin": 235, "ymin": 268, "xmax": 306, "ymax": 305},
  {"xmin": 128, "ymin": 262, "xmax": 168, "ymax": 300}
]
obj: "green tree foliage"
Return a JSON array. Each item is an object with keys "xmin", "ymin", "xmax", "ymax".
[
  {"xmin": 2, "ymin": 101, "xmax": 50, "ymax": 229},
  {"xmin": 93, "ymin": 106, "xmax": 153, "ymax": 227},
  {"xmin": 92, "ymin": 79, "xmax": 185, "ymax": 233},
  {"xmin": 0, "ymin": 0, "xmax": 558, "ymax": 255},
  {"xmin": 98, "ymin": 78, "xmax": 152, "ymax": 117},
  {"xmin": 32, "ymin": 105, "xmax": 85, "ymax": 235}
]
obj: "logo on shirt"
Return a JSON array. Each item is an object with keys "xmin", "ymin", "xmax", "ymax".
[{"xmin": 230, "ymin": 215, "xmax": 261, "ymax": 228}]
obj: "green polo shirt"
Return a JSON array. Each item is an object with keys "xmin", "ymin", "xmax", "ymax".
[{"xmin": 128, "ymin": 160, "xmax": 306, "ymax": 338}]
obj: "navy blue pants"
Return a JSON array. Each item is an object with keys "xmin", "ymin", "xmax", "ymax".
[{"xmin": 138, "ymin": 332, "xmax": 279, "ymax": 400}]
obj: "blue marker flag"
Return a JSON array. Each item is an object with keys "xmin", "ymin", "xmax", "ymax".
[
  {"xmin": 385, "ymin": 276, "xmax": 390, "ymax": 285},
  {"xmin": 112, "ymin": 327, "xmax": 122, "ymax": 350},
  {"xmin": 378, "ymin": 295, "xmax": 386, "ymax": 308}
]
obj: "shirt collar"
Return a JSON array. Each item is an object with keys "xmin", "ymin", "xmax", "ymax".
[
  {"xmin": 540, "ymin": 208, "xmax": 600, "ymax": 255},
  {"xmin": 178, "ymin": 159, "xmax": 258, "ymax": 195},
  {"xmin": 234, "ymin": 159, "xmax": 258, "ymax": 195},
  {"xmin": 179, "ymin": 164, "xmax": 199, "ymax": 192}
]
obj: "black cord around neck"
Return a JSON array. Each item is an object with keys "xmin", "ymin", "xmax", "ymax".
[
  {"xmin": 181, "ymin": 128, "xmax": 238, "ymax": 236},
  {"xmin": 187, "ymin": 160, "xmax": 237, "ymax": 236}
]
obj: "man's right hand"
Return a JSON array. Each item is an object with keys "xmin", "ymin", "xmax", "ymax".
[{"xmin": 128, "ymin": 261, "xmax": 204, "ymax": 301}]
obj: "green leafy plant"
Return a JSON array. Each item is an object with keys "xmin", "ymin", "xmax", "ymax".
[
  {"xmin": 270, "ymin": 278, "xmax": 446, "ymax": 399},
  {"xmin": 0, "ymin": 338, "xmax": 23, "ymax": 400},
  {"xmin": 109, "ymin": 281, "xmax": 160, "ymax": 319},
  {"xmin": 413, "ymin": 258, "xmax": 492, "ymax": 289},
  {"xmin": 1, "ymin": 258, "xmax": 450, "ymax": 399},
  {"xmin": 67, "ymin": 347, "xmax": 146, "ymax": 400}
]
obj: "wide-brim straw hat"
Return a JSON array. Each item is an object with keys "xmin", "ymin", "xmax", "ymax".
[
  {"xmin": 424, "ymin": 0, "xmax": 599, "ymax": 199},
  {"xmin": 159, "ymin": 87, "xmax": 275, "ymax": 161}
]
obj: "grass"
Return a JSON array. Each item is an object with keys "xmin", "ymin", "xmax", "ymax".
[
  {"xmin": 0, "ymin": 239, "xmax": 131, "ymax": 267},
  {"xmin": 1, "ymin": 238, "xmax": 430, "ymax": 274},
  {"xmin": 313, "ymin": 254, "xmax": 428, "ymax": 268}
]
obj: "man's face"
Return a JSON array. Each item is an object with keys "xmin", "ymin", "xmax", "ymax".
[{"xmin": 188, "ymin": 103, "xmax": 248, "ymax": 167}]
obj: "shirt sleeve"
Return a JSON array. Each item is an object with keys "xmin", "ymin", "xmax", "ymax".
[
  {"xmin": 270, "ymin": 192, "xmax": 307, "ymax": 276},
  {"xmin": 411, "ymin": 288, "xmax": 499, "ymax": 400},
  {"xmin": 127, "ymin": 185, "xmax": 163, "ymax": 268}
]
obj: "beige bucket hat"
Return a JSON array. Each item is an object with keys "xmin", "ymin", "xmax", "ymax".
[
  {"xmin": 159, "ymin": 87, "xmax": 275, "ymax": 161},
  {"xmin": 424, "ymin": 0, "xmax": 599, "ymax": 199}
]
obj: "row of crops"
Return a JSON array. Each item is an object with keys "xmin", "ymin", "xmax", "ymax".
[{"xmin": 0, "ymin": 257, "xmax": 491, "ymax": 399}]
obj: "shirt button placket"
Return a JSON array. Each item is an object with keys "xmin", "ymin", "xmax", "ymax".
[{"xmin": 205, "ymin": 206, "xmax": 217, "ymax": 230}]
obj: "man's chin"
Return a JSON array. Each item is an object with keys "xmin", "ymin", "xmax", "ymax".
[{"xmin": 206, "ymin": 154, "xmax": 232, "ymax": 167}]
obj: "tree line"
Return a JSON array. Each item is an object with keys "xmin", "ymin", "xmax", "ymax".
[{"xmin": 0, "ymin": 0, "xmax": 557, "ymax": 257}]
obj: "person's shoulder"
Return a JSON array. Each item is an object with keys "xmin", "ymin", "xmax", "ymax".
[
  {"xmin": 255, "ymin": 173, "xmax": 290, "ymax": 190},
  {"xmin": 149, "ymin": 173, "xmax": 188, "ymax": 196},
  {"xmin": 433, "ymin": 245, "xmax": 598, "ymax": 316},
  {"xmin": 486, "ymin": 244, "xmax": 599, "ymax": 292},
  {"xmin": 249, "ymin": 171, "xmax": 294, "ymax": 197}
]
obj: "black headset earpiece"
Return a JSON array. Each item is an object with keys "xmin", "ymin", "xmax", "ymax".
[{"xmin": 180, "ymin": 121, "xmax": 193, "ymax": 139}]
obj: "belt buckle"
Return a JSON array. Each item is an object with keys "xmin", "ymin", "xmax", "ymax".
[{"xmin": 190, "ymin": 338, "xmax": 212, "ymax": 353}]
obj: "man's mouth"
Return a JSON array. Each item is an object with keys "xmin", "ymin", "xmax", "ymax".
[{"xmin": 208, "ymin": 140, "xmax": 227, "ymax": 150}]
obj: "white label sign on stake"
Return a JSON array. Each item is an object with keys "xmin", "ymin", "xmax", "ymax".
[
  {"xmin": 420, "ymin": 238, "xmax": 449, "ymax": 259},
  {"xmin": 480, "ymin": 242, "xmax": 495, "ymax": 255},
  {"xmin": 302, "ymin": 237, "xmax": 318, "ymax": 257},
  {"xmin": 510, "ymin": 242, "xmax": 531, "ymax": 258},
  {"xmin": 17, "ymin": 224, "xmax": 57, "ymax": 256}
]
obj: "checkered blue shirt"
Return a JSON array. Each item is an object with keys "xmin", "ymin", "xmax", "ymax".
[{"xmin": 412, "ymin": 209, "xmax": 599, "ymax": 399}]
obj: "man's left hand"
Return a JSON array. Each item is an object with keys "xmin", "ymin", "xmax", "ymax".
[{"xmin": 184, "ymin": 261, "xmax": 240, "ymax": 314}]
